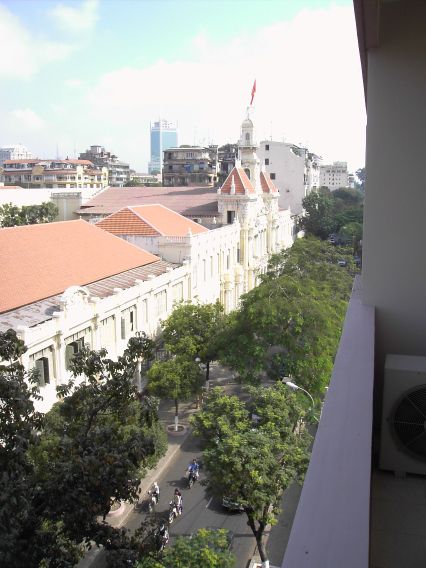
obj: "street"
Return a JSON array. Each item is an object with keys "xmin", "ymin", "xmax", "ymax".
[{"xmin": 126, "ymin": 433, "xmax": 257, "ymax": 568}]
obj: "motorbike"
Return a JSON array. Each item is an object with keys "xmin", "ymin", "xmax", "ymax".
[
  {"xmin": 168, "ymin": 501, "xmax": 179, "ymax": 524},
  {"xmin": 187, "ymin": 469, "xmax": 199, "ymax": 489},
  {"xmin": 155, "ymin": 524, "xmax": 169, "ymax": 552},
  {"xmin": 147, "ymin": 489, "xmax": 159, "ymax": 513}
]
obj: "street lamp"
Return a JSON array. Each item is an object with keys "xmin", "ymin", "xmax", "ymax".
[{"xmin": 282, "ymin": 377, "xmax": 318, "ymax": 422}]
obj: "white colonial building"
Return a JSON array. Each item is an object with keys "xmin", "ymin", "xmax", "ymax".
[{"xmin": 0, "ymin": 109, "xmax": 295, "ymax": 413}]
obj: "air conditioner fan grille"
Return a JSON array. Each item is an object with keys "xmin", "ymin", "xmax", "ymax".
[{"xmin": 393, "ymin": 386, "xmax": 426, "ymax": 458}]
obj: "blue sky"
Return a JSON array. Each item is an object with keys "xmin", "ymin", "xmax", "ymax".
[{"xmin": 0, "ymin": 0, "xmax": 365, "ymax": 172}]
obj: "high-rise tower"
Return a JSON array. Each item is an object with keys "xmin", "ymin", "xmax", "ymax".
[{"xmin": 148, "ymin": 120, "xmax": 178, "ymax": 174}]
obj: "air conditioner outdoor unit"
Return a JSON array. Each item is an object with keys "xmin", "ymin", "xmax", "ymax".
[{"xmin": 380, "ymin": 354, "xmax": 426, "ymax": 475}]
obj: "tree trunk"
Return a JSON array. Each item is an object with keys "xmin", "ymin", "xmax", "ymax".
[
  {"xmin": 174, "ymin": 398, "xmax": 179, "ymax": 431},
  {"xmin": 247, "ymin": 514, "xmax": 269, "ymax": 566},
  {"xmin": 206, "ymin": 361, "xmax": 210, "ymax": 383}
]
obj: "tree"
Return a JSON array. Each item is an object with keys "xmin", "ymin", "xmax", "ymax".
[
  {"xmin": 299, "ymin": 192, "xmax": 336, "ymax": 239},
  {"xmin": 0, "ymin": 331, "xmax": 167, "ymax": 567},
  {"xmin": 147, "ymin": 356, "xmax": 202, "ymax": 430},
  {"xmin": 161, "ymin": 302, "xmax": 225, "ymax": 383},
  {"xmin": 0, "ymin": 201, "xmax": 58, "ymax": 227},
  {"xmin": 137, "ymin": 528, "xmax": 235, "ymax": 568},
  {"xmin": 191, "ymin": 386, "xmax": 310, "ymax": 568},
  {"xmin": 355, "ymin": 167, "xmax": 365, "ymax": 191},
  {"xmin": 0, "ymin": 330, "xmax": 43, "ymax": 566},
  {"xmin": 218, "ymin": 238, "xmax": 353, "ymax": 397}
]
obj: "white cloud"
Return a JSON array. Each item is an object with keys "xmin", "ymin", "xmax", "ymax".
[
  {"xmin": 64, "ymin": 78, "xmax": 84, "ymax": 88},
  {"xmin": 49, "ymin": 0, "xmax": 99, "ymax": 33},
  {"xmin": 10, "ymin": 108, "xmax": 45, "ymax": 129},
  {"xmin": 0, "ymin": 4, "xmax": 76, "ymax": 80},
  {"xmin": 85, "ymin": 5, "xmax": 366, "ymax": 173}
]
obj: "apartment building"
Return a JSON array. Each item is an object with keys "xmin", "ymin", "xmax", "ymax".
[
  {"xmin": 0, "ymin": 144, "xmax": 34, "ymax": 165},
  {"xmin": 162, "ymin": 145, "xmax": 219, "ymax": 186},
  {"xmin": 319, "ymin": 161, "xmax": 349, "ymax": 190},
  {"xmin": 258, "ymin": 141, "xmax": 321, "ymax": 214},
  {"xmin": 0, "ymin": 159, "xmax": 108, "ymax": 189},
  {"xmin": 78, "ymin": 145, "xmax": 130, "ymax": 186}
]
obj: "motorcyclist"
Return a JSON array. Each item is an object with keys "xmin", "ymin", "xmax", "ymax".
[
  {"xmin": 156, "ymin": 522, "xmax": 169, "ymax": 551},
  {"xmin": 150, "ymin": 481, "xmax": 160, "ymax": 503},
  {"xmin": 173, "ymin": 488, "xmax": 183, "ymax": 515},
  {"xmin": 187, "ymin": 459, "xmax": 200, "ymax": 481}
]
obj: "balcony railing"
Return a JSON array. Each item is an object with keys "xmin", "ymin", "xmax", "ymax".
[{"xmin": 282, "ymin": 276, "xmax": 374, "ymax": 568}]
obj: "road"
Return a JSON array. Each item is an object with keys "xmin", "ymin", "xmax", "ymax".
[{"xmin": 126, "ymin": 433, "xmax": 257, "ymax": 568}]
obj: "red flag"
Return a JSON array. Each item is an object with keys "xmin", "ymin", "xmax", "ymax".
[{"xmin": 250, "ymin": 79, "xmax": 256, "ymax": 105}]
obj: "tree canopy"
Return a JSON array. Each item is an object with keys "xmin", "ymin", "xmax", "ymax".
[
  {"xmin": 161, "ymin": 301, "xmax": 225, "ymax": 381},
  {"xmin": 299, "ymin": 188, "xmax": 363, "ymax": 242},
  {"xmin": 218, "ymin": 238, "xmax": 353, "ymax": 397},
  {"xmin": 136, "ymin": 528, "xmax": 235, "ymax": 568},
  {"xmin": 191, "ymin": 385, "xmax": 310, "ymax": 565},
  {"xmin": 0, "ymin": 201, "xmax": 58, "ymax": 227},
  {"xmin": 0, "ymin": 331, "xmax": 167, "ymax": 567}
]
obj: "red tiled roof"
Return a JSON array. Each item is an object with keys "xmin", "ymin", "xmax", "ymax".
[
  {"xmin": 77, "ymin": 186, "xmax": 219, "ymax": 218},
  {"xmin": 260, "ymin": 170, "xmax": 279, "ymax": 194},
  {"xmin": 0, "ymin": 185, "xmax": 23, "ymax": 189},
  {"xmin": 96, "ymin": 204, "xmax": 209, "ymax": 237},
  {"xmin": 220, "ymin": 167, "xmax": 255, "ymax": 195},
  {"xmin": 0, "ymin": 220, "xmax": 159, "ymax": 313}
]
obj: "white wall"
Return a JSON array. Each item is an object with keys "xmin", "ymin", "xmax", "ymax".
[
  {"xmin": 362, "ymin": 2, "xmax": 426, "ymax": 366},
  {"xmin": 0, "ymin": 187, "xmax": 101, "ymax": 220},
  {"xmin": 18, "ymin": 264, "xmax": 190, "ymax": 413},
  {"xmin": 258, "ymin": 141, "xmax": 305, "ymax": 214}
]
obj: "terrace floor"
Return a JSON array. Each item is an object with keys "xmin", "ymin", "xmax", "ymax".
[{"xmin": 370, "ymin": 469, "xmax": 426, "ymax": 568}]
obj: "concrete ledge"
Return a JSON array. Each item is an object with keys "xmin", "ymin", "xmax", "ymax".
[{"xmin": 282, "ymin": 277, "xmax": 375, "ymax": 568}]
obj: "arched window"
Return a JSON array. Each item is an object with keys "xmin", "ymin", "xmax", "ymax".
[
  {"xmin": 245, "ymin": 132, "xmax": 250, "ymax": 143},
  {"xmin": 244, "ymin": 168, "xmax": 251, "ymax": 179}
]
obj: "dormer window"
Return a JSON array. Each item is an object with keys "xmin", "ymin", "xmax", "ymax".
[{"xmin": 245, "ymin": 133, "xmax": 250, "ymax": 143}]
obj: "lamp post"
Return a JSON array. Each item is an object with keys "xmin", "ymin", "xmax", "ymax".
[{"xmin": 282, "ymin": 377, "xmax": 318, "ymax": 422}]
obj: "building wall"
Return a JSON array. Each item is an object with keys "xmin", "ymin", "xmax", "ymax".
[
  {"xmin": 0, "ymin": 187, "xmax": 101, "ymax": 220},
  {"xmin": 362, "ymin": 3, "xmax": 426, "ymax": 370},
  {"xmin": 258, "ymin": 141, "xmax": 305, "ymax": 214},
  {"xmin": 18, "ymin": 264, "xmax": 190, "ymax": 413},
  {"xmin": 319, "ymin": 162, "xmax": 349, "ymax": 190}
]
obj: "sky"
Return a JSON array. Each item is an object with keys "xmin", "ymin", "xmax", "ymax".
[{"xmin": 0, "ymin": 0, "xmax": 366, "ymax": 173}]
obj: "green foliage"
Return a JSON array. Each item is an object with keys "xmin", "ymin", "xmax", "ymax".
[
  {"xmin": 147, "ymin": 356, "xmax": 203, "ymax": 419},
  {"xmin": 191, "ymin": 385, "xmax": 310, "ymax": 563},
  {"xmin": 161, "ymin": 301, "xmax": 225, "ymax": 380},
  {"xmin": 299, "ymin": 192, "xmax": 336, "ymax": 239},
  {"xmin": 218, "ymin": 238, "xmax": 353, "ymax": 396},
  {"xmin": 300, "ymin": 188, "xmax": 363, "ymax": 240},
  {"xmin": 0, "ymin": 332, "xmax": 166, "ymax": 567},
  {"xmin": 0, "ymin": 201, "xmax": 58, "ymax": 227},
  {"xmin": 137, "ymin": 528, "xmax": 235, "ymax": 568},
  {"xmin": 0, "ymin": 330, "xmax": 43, "ymax": 566}
]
